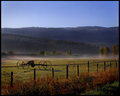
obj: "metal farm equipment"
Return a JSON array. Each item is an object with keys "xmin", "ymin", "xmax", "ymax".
[{"xmin": 16, "ymin": 60, "xmax": 52, "ymax": 70}]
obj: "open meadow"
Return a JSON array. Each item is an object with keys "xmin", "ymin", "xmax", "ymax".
[
  {"xmin": 2, "ymin": 57, "xmax": 119, "ymax": 86},
  {"xmin": 1, "ymin": 57, "xmax": 119, "ymax": 95}
]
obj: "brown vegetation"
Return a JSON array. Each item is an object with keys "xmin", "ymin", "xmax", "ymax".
[{"xmin": 2, "ymin": 68, "xmax": 119, "ymax": 95}]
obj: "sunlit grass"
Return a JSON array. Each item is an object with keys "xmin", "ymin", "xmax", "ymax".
[
  {"xmin": 2, "ymin": 68, "xmax": 119, "ymax": 95},
  {"xmin": 1, "ymin": 58, "xmax": 119, "ymax": 87}
]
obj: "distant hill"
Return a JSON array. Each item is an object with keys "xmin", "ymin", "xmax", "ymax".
[
  {"xmin": 1, "ymin": 33, "xmax": 99, "ymax": 55},
  {"xmin": 2, "ymin": 26, "xmax": 119, "ymax": 46}
]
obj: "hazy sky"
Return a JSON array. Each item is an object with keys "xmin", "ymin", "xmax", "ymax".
[{"xmin": 2, "ymin": 1, "xmax": 119, "ymax": 28}]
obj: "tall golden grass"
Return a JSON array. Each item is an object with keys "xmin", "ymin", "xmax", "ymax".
[{"xmin": 2, "ymin": 68, "xmax": 119, "ymax": 95}]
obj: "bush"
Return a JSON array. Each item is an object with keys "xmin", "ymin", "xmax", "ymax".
[{"xmin": 3, "ymin": 68, "xmax": 119, "ymax": 95}]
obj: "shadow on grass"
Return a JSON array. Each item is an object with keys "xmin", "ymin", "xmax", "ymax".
[{"xmin": 83, "ymin": 81, "xmax": 119, "ymax": 95}]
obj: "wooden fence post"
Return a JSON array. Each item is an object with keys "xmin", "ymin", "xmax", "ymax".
[
  {"xmin": 88, "ymin": 61, "xmax": 89, "ymax": 72},
  {"xmin": 110, "ymin": 62, "xmax": 112, "ymax": 68},
  {"xmin": 77, "ymin": 65, "xmax": 79, "ymax": 76},
  {"xmin": 104, "ymin": 61, "xmax": 106, "ymax": 71},
  {"xmin": 11, "ymin": 72, "xmax": 13, "ymax": 87},
  {"xmin": 34, "ymin": 68, "xmax": 36, "ymax": 80},
  {"xmin": 52, "ymin": 68, "xmax": 54, "ymax": 79},
  {"xmin": 116, "ymin": 61, "xmax": 117, "ymax": 68},
  {"xmin": 66, "ymin": 65, "xmax": 68, "ymax": 79},
  {"xmin": 97, "ymin": 64, "xmax": 98, "ymax": 73}
]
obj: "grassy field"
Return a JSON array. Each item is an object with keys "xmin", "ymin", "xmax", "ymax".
[
  {"xmin": 82, "ymin": 81, "xmax": 119, "ymax": 95},
  {"xmin": 2, "ymin": 67, "xmax": 119, "ymax": 95},
  {"xmin": 1, "ymin": 57, "xmax": 119, "ymax": 87}
]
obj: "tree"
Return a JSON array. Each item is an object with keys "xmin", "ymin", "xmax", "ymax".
[
  {"xmin": 8, "ymin": 51, "xmax": 14, "ymax": 55},
  {"xmin": 112, "ymin": 45, "xmax": 119, "ymax": 56},
  {"xmin": 52, "ymin": 50, "xmax": 56, "ymax": 55},
  {"xmin": 99, "ymin": 47, "xmax": 110, "ymax": 56},
  {"xmin": 38, "ymin": 50, "xmax": 45, "ymax": 55},
  {"xmin": 103, "ymin": 47, "xmax": 110, "ymax": 56},
  {"xmin": 99, "ymin": 48, "xmax": 104, "ymax": 56},
  {"xmin": 115, "ymin": 45, "xmax": 119, "ymax": 55},
  {"xmin": 44, "ymin": 52, "xmax": 48, "ymax": 56},
  {"xmin": 2, "ymin": 52, "xmax": 7, "ymax": 55},
  {"xmin": 66, "ymin": 50, "xmax": 72, "ymax": 55}
]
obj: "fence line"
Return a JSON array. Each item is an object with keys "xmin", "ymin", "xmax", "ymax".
[
  {"xmin": 34, "ymin": 69, "xmax": 36, "ymax": 80},
  {"xmin": 11, "ymin": 72, "xmax": 13, "ymax": 87},
  {"xmin": 77, "ymin": 65, "xmax": 79, "ymax": 76},
  {"xmin": 3, "ymin": 60, "xmax": 119, "ymax": 87},
  {"xmin": 2, "ymin": 60, "xmax": 118, "ymax": 68},
  {"xmin": 66, "ymin": 65, "xmax": 69, "ymax": 79},
  {"xmin": 88, "ymin": 61, "xmax": 89, "ymax": 72},
  {"xmin": 52, "ymin": 68, "xmax": 54, "ymax": 79},
  {"xmin": 104, "ymin": 61, "xmax": 106, "ymax": 71}
]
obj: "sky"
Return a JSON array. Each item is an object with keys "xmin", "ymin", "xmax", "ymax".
[{"xmin": 1, "ymin": 1, "xmax": 119, "ymax": 28}]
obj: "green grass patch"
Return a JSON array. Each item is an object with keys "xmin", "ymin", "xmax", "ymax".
[
  {"xmin": 83, "ymin": 81, "xmax": 119, "ymax": 95},
  {"xmin": 1, "ymin": 58, "xmax": 119, "ymax": 87}
]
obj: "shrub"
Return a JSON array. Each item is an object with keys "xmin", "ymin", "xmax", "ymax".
[{"xmin": 3, "ymin": 68, "xmax": 119, "ymax": 95}]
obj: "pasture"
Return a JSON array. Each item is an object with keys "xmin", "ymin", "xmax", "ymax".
[{"xmin": 1, "ymin": 57, "xmax": 119, "ymax": 87}]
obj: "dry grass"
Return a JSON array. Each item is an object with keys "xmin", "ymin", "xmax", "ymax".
[{"xmin": 2, "ymin": 68, "xmax": 119, "ymax": 95}]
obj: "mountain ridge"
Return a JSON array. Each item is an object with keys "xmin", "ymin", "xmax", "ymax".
[
  {"xmin": 2, "ymin": 33, "xmax": 99, "ymax": 55},
  {"xmin": 2, "ymin": 26, "xmax": 118, "ymax": 46}
]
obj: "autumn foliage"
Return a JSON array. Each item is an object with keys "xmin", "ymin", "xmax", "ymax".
[{"xmin": 2, "ymin": 68, "xmax": 119, "ymax": 95}]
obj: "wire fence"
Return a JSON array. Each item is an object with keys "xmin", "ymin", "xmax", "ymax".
[{"xmin": 1, "ymin": 59, "xmax": 119, "ymax": 87}]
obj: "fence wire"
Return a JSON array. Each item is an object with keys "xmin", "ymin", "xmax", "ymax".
[{"xmin": 1, "ymin": 59, "xmax": 119, "ymax": 86}]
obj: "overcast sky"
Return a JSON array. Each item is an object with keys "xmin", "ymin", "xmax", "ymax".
[{"xmin": 1, "ymin": 1, "xmax": 119, "ymax": 28}]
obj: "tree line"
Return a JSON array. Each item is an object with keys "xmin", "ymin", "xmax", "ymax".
[
  {"xmin": 99, "ymin": 45, "xmax": 119, "ymax": 56},
  {"xmin": 2, "ymin": 51, "xmax": 14, "ymax": 55},
  {"xmin": 2, "ymin": 45, "xmax": 118, "ymax": 57},
  {"xmin": 38, "ymin": 50, "xmax": 72, "ymax": 56},
  {"xmin": 1, "ymin": 50, "xmax": 72, "ymax": 56}
]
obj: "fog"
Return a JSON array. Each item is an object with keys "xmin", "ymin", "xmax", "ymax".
[{"xmin": 2, "ymin": 55, "xmax": 118, "ymax": 61}]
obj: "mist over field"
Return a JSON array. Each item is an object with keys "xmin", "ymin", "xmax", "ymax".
[{"xmin": 2, "ymin": 55, "xmax": 118, "ymax": 61}]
